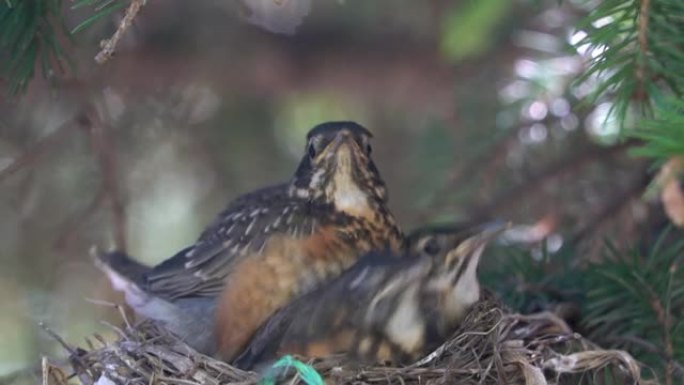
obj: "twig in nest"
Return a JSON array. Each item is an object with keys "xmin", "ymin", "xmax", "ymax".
[
  {"xmin": 92, "ymin": 333, "xmax": 108, "ymax": 347},
  {"xmin": 101, "ymin": 320, "xmax": 130, "ymax": 340},
  {"xmin": 41, "ymin": 356, "xmax": 71, "ymax": 385},
  {"xmin": 410, "ymin": 308, "xmax": 504, "ymax": 368},
  {"xmin": 39, "ymin": 322, "xmax": 78, "ymax": 356},
  {"xmin": 543, "ymin": 349, "xmax": 642, "ymax": 383},
  {"xmin": 41, "ymin": 357, "xmax": 49, "ymax": 385},
  {"xmin": 52, "ymin": 296, "xmax": 646, "ymax": 385},
  {"xmin": 40, "ymin": 322, "xmax": 94, "ymax": 385},
  {"xmin": 85, "ymin": 297, "xmax": 133, "ymax": 329},
  {"xmin": 95, "ymin": 0, "xmax": 147, "ymax": 64},
  {"xmin": 505, "ymin": 311, "xmax": 573, "ymax": 336}
]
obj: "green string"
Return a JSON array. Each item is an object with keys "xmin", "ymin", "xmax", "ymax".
[{"xmin": 259, "ymin": 355, "xmax": 325, "ymax": 385}]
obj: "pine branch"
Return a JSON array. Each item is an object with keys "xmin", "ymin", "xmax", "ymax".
[
  {"xmin": 575, "ymin": 0, "xmax": 684, "ymax": 128},
  {"xmin": 635, "ymin": 0, "xmax": 651, "ymax": 103},
  {"xmin": 90, "ymin": 0, "xmax": 146, "ymax": 64},
  {"xmin": 630, "ymin": 96, "xmax": 684, "ymax": 163},
  {"xmin": 70, "ymin": 0, "xmax": 128, "ymax": 34},
  {"xmin": 0, "ymin": 0, "xmax": 73, "ymax": 94},
  {"xmin": 0, "ymin": 0, "xmax": 140, "ymax": 94},
  {"xmin": 582, "ymin": 228, "xmax": 684, "ymax": 384}
]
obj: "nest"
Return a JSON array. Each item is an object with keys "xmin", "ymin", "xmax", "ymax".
[{"xmin": 42, "ymin": 296, "xmax": 644, "ymax": 385}]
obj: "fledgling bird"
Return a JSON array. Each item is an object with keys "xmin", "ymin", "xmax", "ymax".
[
  {"xmin": 233, "ymin": 221, "xmax": 507, "ymax": 369},
  {"xmin": 94, "ymin": 122, "xmax": 404, "ymax": 359}
]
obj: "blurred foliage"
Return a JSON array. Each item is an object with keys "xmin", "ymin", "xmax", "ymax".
[{"xmin": 441, "ymin": 0, "xmax": 512, "ymax": 62}]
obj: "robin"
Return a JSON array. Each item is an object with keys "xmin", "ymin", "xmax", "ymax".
[
  {"xmin": 232, "ymin": 221, "xmax": 507, "ymax": 369},
  {"xmin": 95, "ymin": 121, "xmax": 404, "ymax": 359}
]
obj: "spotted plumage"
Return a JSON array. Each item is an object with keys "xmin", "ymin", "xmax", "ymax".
[{"xmin": 95, "ymin": 121, "xmax": 404, "ymax": 360}]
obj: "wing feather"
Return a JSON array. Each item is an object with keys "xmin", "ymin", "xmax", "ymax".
[{"xmin": 141, "ymin": 183, "xmax": 314, "ymax": 299}]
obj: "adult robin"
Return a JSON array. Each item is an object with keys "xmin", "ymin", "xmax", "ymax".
[
  {"xmin": 95, "ymin": 121, "xmax": 404, "ymax": 359},
  {"xmin": 232, "ymin": 221, "xmax": 507, "ymax": 369}
]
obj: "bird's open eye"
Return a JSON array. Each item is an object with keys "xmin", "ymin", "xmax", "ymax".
[
  {"xmin": 308, "ymin": 143, "xmax": 316, "ymax": 159},
  {"xmin": 365, "ymin": 143, "xmax": 372, "ymax": 155},
  {"xmin": 422, "ymin": 238, "xmax": 441, "ymax": 256}
]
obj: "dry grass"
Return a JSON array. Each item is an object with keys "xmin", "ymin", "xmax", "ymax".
[{"xmin": 41, "ymin": 295, "xmax": 646, "ymax": 385}]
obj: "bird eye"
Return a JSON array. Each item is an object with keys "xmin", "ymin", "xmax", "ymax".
[
  {"xmin": 308, "ymin": 144, "xmax": 316, "ymax": 159},
  {"xmin": 423, "ymin": 238, "xmax": 441, "ymax": 256},
  {"xmin": 365, "ymin": 143, "xmax": 372, "ymax": 155}
]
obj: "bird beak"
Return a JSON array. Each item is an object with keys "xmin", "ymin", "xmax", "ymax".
[
  {"xmin": 331, "ymin": 130, "xmax": 349, "ymax": 150},
  {"xmin": 331, "ymin": 130, "xmax": 360, "ymax": 155},
  {"xmin": 324, "ymin": 130, "xmax": 366, "ymax": 176},
  {"xmin": 468, "ymin": 219, "xmax": 511, "ymax": 247},
  {"xmin": 444, "ymin": 220, "xmax": 510, "ymax": 275},
  {"xmin": 314, "ymin": 130, "xmax": 359, "ymax": 165},
  {"xmin": 433, "ymin": 220, "xmax": 510, "ymax": 257}
]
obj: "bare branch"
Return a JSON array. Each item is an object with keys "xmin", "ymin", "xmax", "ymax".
[
  {"xmin": 468, "ymin": 139, "xmax": 640, "ymax": 222},
  {"xmin": 95, "ymin": 0, "xmax": 147, "ymax": 64}
]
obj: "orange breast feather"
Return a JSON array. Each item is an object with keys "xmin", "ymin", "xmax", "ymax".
[{"xmin": 215, "ymin": 227, "xmax": 354, "ymax": 361}]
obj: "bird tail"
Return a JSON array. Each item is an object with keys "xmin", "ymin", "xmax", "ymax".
[
  {"xmin": 91, "ymin": 247, "xmax": 219, "ymax": 356},
  {"xmin": 91, "ymin": 247, "xmax": 151, "ymax": 286},
  {"xmin": 91, "ymin": 246, "xmax": 157, "ymax": 311}
]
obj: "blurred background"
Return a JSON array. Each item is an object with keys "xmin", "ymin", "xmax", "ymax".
[{"xmin": 0, "ymin": 0, "xmax": 680, "ymax": 382}]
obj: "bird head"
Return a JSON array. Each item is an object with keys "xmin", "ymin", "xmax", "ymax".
[
  {"xmin": 356, "ymin": 222, "xmax": 505, "ymax": 362},
  {"xmin": 406, "ymin": 223, "xmax": 475, "ymax": 257},
  {"xmin": 289, "ymin": 122, "xmax": 388, "ymax": 215},
  {"xmin": 424, "ymin": 221, "xmax": 508, "ymax": 332}
]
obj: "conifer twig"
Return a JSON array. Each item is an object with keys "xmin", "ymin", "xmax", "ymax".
[
  {"xmin": 645, "ymin": 268, "xmax": 674, "ymax": 385},
  {"xmin": 95, "ymin": 0, "xmax": 146, "ymax": 64},
  {"xmin": 636, "ymin": 0, "xmax": 651, "ymax": 101}
]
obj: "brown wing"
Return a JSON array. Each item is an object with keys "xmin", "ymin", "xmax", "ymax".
[{"xmin": 140, "ymin": 184, "xmax": 316, "ymax": 300}]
